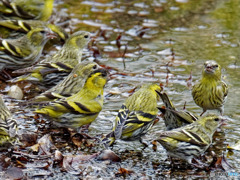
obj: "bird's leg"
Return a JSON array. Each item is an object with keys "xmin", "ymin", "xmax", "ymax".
[
  {"xmin": 0, "ymin": 69, "xmax": 12, "ymax": 80},
  {"xmin": 200, "ymin": 110, "xmax": 206, "ymax": 116},
  {"xmin": 191, "ymin": 158, "xmax": 206, "ymax": 169},
  {"xmin": 139, "ymin": 138, "xmax": 148, "ymax": 150}
]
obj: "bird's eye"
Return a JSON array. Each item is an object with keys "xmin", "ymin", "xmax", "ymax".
[
  {"xmin": 214, "ymin": 118, "xmax": 219, "ymax": 121},
  {"xmin": 214, "ymin": 65, "xmax": 219, "ymax": 68},
  {"xmin": 84, "ymin": 35, "xmax": 89, "ymax": 38},
  {"xmin": 40, "ymin": 31, "xmax": 45, "ymax": 34},
  {"xmin": 93, "ymin": 65, "xmax": 97, "ymax": 69}
]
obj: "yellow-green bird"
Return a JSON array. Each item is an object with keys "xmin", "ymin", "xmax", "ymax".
[
  {"xmin": 192, "ymin": 60, "xmax": 228, "ymax": 116},
  {"xmin": 0, "ymin": 27, "xmax": 56, "ymax": 71},
  {"xmin": 35, "ymin": 68, "xmax": 108, "ymax": 132},
  {"xmin": 0, "ymin": 0, "xmax": 54, "ymax": 21},
  {"xmin": 0, "ymin": 19, "xmax": 68, "ymax": 41},
  {"xmin": 102, "ymin": 84, "xmax": 161, "ymax": 147},
  {"xmin": 27, "ymin": 61, "xmax": 100, "ymax": 103},
  {"xmin": 157, "ymin": 92, "xmax": 197, "ymax": 130},
  {"xmin": 11, "ymin": 31, "xmax": 91, "ymax": 88},
  {"xmin": 0, "ymin": 95, "xmax": 18, "ymax": 146},
  {"xmin": 156, "ymin": 115, "xmax": 224, "ymax": 165}
]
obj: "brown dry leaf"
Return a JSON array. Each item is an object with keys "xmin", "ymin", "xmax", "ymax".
[
  {"xmin": 16, "ymin": 160, "xmax": 26, "ymax": 168},
  {"xmin": 30, "ymin": 134, "xmax": 56, "ymax": 155},
  {"xmin": 210, "ymin": 154, "xmax": 232, "ymax": 171},
  {"xmin": 20, "ymin": 133, "xmax": 38, "ymax": 147},
  {"xmin": 54, "ymin": 150, "xmax": 63, "ymax": 163},
  {"xmin": 31, "ymin": 144, "xmax": 40, "ymax": 153},
  {"xmin": 0, "ymin": 155, "xmax": 11, "ymax": 171},
  {"xmin": 62, "ymin": 153, "xmax": 99, "ymax": 174},
  {"xmin": 96, "ymin": 149, "xmax": 121, "ymax": 162},
  {"xmin": 128, "ymin": 87, "xmax": 137, "ymax": 94},
  {"xmin": 152, "ymin": 140, "xmax": 158, "ymax": 152},
  {"xmin": 116, "ymin": 167, "xmax": 134, "ymax": 177}
]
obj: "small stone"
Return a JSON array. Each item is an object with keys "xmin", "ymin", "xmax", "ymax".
[{"xmin": 8, "ymin": 85, "xmax": 23, "ymax": 100}]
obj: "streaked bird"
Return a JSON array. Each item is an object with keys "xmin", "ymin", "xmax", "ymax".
[
  {"xmin": 0, "ymin": 0, "xmax": 54, "ymax": 21},
  {"xmin": 102, "ymin": 84, "xmax": 161, "ymax": 147},
  {"xmin": 11, "ymin": 31, "xmax": 91, "ymax": 88},
  {"xmin": 35, "ymin": 68, "xmax": 108, "ymax": 132},
  {"xmin": 157, "ymin": 92, "xmax": 197, "ymax": 130},
  {"xmin": 0, "ymin": 27, "xmax": 56, "ymax": 71},
  {"xmin": 27, "ymin": 61, "xmax": 100, "ymax": 103},
  {"xmin": 192, "ymin": 60, "xmax": 228, "ymax": 116},
  {"xmin": 0, "ymin": 19, "xmax": 68, "ymax": 41},
  {"xmin": 156, "ymin": 115, "xmax": 223, "ymax": 165},
  {"xmin": 0, "ymin": 95, "xmax": 18, "ymax": 145}
]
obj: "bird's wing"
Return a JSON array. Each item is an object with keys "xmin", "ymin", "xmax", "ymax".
[
  {"xmin": 158, "ymin": 126, "xmax": 208, "ymax": 146},
  {"xmin": 0, "ymin": 39, "xmax": 28, "ymax": 58},
  {"xmin": 114, "ymin": 104, "xmax": 129, "ymax": 139}
]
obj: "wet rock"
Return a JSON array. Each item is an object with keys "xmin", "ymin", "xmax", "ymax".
[{"xmin": 7, "ymin": 85, "xmax": 23, "ymax": 100}]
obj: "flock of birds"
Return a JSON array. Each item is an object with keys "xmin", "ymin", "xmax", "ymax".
[{"xmin": 0, "ymin": 0, "xmax": 229, "ymax": 168}]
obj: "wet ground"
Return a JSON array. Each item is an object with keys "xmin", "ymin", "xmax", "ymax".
[{"xmin": 1, "ymin": 0, "xmax": 240, "ymax": 179}]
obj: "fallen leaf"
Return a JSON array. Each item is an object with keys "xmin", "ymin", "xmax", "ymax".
[
  {"xmin": 96, "ymin": 149, "xmax": 121, "ymax": 162},
  {"xmin": 30, "ymin": 134, "xmax": 56, "ymax": 155},
  {"xmin": 62, "ymin": 153, "xmax": 99, "ymax": 174},
  {"xmin": 0, "ymin": 155, "xmax": 11, "ymax": 171},
  {"xmin": 116, "ymin": 167, "xmax": 134, "ymax": 177},
  {"xmin": 20, "ymin": 133, "xmax": 38, "ymax": 147},
  {"xmin": 152, "ymin": 140, "xmax": 158, "ymax": 152}
]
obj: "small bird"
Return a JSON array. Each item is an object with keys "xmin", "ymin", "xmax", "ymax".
[
  {"xmin": 27, "ymin": 61, "xmax": 100, "ymax": 103},
  {"xmin": 0, "ymin": 27, "xmax": 56, "ymax": 71},
  {"xmin": 156, "ymin": 115, "xmax": 224, "ymax": 165},
  {"xmin": 34, "ymin": 68, "xmax": 108, "ymax": 132},
  {"xmin": 11, "ymin": 31, "xmax": 91, "ymax": 88},
  {"xmin": 192, "ymin": 60, "xmax": 228, "ymax": 116},
  {"xmin": 157, "ymin": 92, "xmax": 197, "ymax": 130},
  {"xmin": 0, "ymin": 19, "xmax": 68, "ymax": 41},
  {"xmin": 102, "ymin": 84, "xmax": 161, "ymax": 147},
  {"xmin": 0, "ymin": 0, "xmax": 54, "ymax": 21},
  {"xmin": 0, "ymin": 95, "xmax": 18, "ymax": 145}
]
